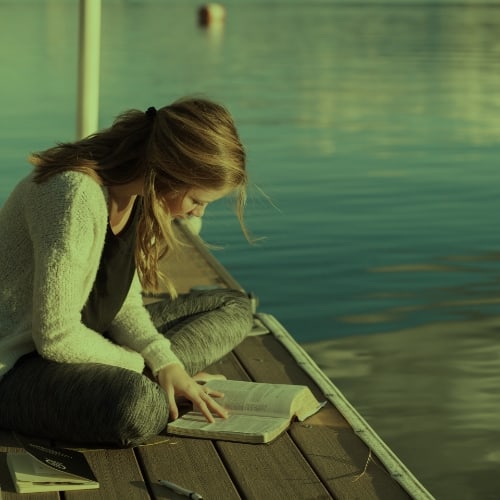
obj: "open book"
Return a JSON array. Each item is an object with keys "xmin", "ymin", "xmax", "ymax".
[
  {"xmin": 7, "ymin": 435, "xmax": 99, "ymax": 493},
  {"xmin": 167, "ymin": 379, "xmax": 325, "ymax": 444}
]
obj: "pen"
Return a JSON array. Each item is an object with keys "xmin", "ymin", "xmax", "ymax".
[{"xmin": 158, "ymin": 479, "xmax": 203, "ymax": 500}]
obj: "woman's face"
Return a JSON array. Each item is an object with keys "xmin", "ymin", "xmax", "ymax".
[{"xmin": 166, "ymin": 187, "xmax": 232, "ymax": 219}]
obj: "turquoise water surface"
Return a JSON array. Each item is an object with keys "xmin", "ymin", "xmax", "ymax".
[{"xmin": 1, "ymin": 2, "xmax": 499, "ymax": 499}]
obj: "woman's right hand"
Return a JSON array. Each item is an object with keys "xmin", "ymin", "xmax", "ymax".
[{"xmin": 157, "ymin": 363, "xmax": 228, "ymax": 422}]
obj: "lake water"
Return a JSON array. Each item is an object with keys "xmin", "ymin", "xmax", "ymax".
[{"xmin": 1, "ymin": 1, "xmax": 500, "ymax": 499}]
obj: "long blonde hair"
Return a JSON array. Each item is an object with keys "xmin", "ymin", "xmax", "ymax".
[{"xmin": 30, "ymin": 97, "xmax": 248, "ymax": 296}]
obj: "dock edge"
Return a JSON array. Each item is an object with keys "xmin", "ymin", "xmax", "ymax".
[{"xmin": 256, "ymin": 312, "xmax": 436, "ymax": 500}]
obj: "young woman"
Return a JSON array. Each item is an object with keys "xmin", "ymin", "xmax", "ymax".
[{"xmin": 0, "ymin": 97, "xmax": 253, "ymax": 446}]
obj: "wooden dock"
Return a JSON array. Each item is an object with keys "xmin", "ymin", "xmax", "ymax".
[{"xmin": 0, "ymin": 220, "xmax": 434, "ymax": 500}]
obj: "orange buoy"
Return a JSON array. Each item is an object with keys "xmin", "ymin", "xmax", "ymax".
[{"xmin": 198, "ymin": 3, "xmax": 226, "ymax": 26}]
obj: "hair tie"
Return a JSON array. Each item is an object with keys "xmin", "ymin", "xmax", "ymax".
[{"xmin": 145, "ymin": 106, "xmax": 157, "ymax": 119}]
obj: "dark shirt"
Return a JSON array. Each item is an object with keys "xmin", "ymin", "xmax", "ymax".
[{"xmin": 81, "ymin": 199, "xmax": 140, "ymax": 333}]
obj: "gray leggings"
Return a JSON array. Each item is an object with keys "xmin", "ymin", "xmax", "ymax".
[{"xmin": 0, "ymin": 289, "xmax": 252, "ymax": 447}]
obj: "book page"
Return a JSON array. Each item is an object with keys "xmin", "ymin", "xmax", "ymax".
[
  {"xmin": 169, "ymin": 413, "xmax": 288, "ymax": 437},
  {"xmin": 205, "ymin": 380, "xmax": 304, "ymax": 418}
]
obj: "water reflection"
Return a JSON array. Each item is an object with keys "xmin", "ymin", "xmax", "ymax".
[
  {"xmin": 304, "ymin": 250, "xmax": 500, "ymax": 500},
  {"xmin": 342, "ymin": 252, "xmax": 500, "ymax": 328},
  {"xmin": 305, "ymin": 317, "xmax": 500, "ymax": 500}
]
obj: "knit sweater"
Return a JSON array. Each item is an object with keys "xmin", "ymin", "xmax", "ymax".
[{"xmin": 0, "ymin": 170, "xmax": 182, "ymax": 379}]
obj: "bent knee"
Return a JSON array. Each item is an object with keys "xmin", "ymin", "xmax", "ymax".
[
  {"xmin": 230, "ymin": 291, "xmax": 254, "ymax": 331},
  {"xmin": 111, "ymin": 375, "xmax": 169, "ymax": 446}
]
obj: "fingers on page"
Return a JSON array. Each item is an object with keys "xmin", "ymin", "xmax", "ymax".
[
  {"xmin": 168, "ymin": 387, "xmax": 179, "ymax": 420},
  {"xmin": 197, "ymin": 399, "xmax": 215, "ymax": 423}
]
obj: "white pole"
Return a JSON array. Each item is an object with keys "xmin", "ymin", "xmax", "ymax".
[{"xmin": 76, "ymin": 0, "xmax": 102, "ymax": 139}]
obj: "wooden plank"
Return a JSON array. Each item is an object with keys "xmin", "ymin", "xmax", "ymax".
[
  {"xmin": 216, "ymin": 436, "xmax": 332, "ymax": 500},
  {"xmin": 234, "ymin": 334, "xmax": 342, "ymax": 404},
  {"xmin": 290, "ymin": 425, "xmax": 410, "ymax": 500},
  {"xmin": 233, "ymin": 335, "xmax": 412, "ymax": 499},
  {"xmin": 0, "ymin": 431, "xmax": 60, "ymax": 500},
  {"xmin": 201, "ymin": 351, "xmax": 251, "ymax": 382},
  {"xmin": 174, "ymin": 221, "xmax": 243, "ymax": 291},
  {"xmin": 63, "ymin": 448, "xmax": 149, "ymax": 500},
  {"xmin": 138, "ymin": 438, "xmax": 241, "ymax": 500}
]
